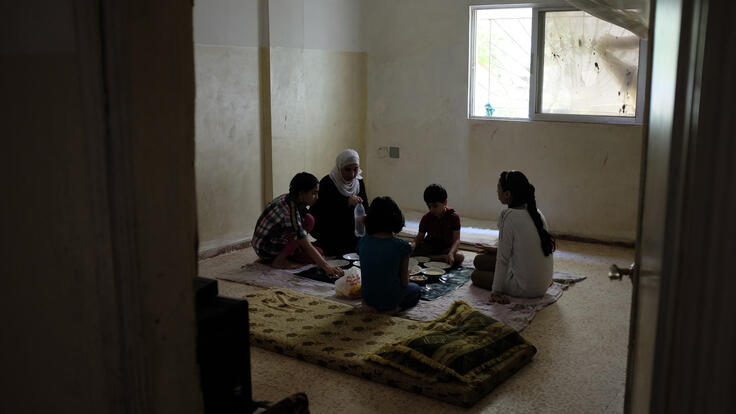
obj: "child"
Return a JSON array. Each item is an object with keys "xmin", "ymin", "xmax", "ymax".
[
  {"xmin": 252, "ymin": 172, "xmax": 344, "ymax": 278},
  {"xmin": 357, "ymin": 196, "xmax": 421, "ymax": 313},
  {"xmin": 413, "ymin": 184, "xmax": 465, "ymax": 266},
  {"xmin": 471, "ymin": 171, "xmax": 555, "ymax": 303}
]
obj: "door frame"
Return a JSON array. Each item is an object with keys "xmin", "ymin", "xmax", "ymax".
[{"xmin": 625, "ymin": 0, "xmax": 736, "ymax": 412}]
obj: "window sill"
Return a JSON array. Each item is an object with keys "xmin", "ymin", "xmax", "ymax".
[{"xmin": 468, "ymin": 115, "xmax": 643, "ymax": 126}]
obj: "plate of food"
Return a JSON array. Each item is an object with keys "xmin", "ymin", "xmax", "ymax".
[
  {"xmin": 342, "ymin": 252, "xmax": 360, "ymax": 261},
  {"xmin": 424, "ymin": 261, "xmax": 451, "ymax": 269},
  {"xmin": 409, "ymin": 274, "xmax": 428, "ymax": 284},
  {"xmin": 421, "ymin": 267, "xmax": 444, "ymax": 282},
  {"xmin": 421, "ymin": 268, "xmax": 445, "ymax": 276},
  {"xmin": 409, "ymin": 265, "xmax": 422, "ymax": 275},
  {"xmin": 412, "ymin": 256, "xmax": 430, "ymax": 263},
  {"xmin": 326, "ymin": 259, "xmax": 350, "ymax": 268},
  {"xmin": 408, "ymin": 258, "xmax": 419, "ymax": 267}
]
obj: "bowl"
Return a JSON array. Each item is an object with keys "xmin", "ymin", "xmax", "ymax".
[
  {"xmin": 421, "ymin": 267, "xmax": 445, "ymax": 282},
  {"xmin": 409, "ymin": 274, "xmax": 428, "ymax": 285}
]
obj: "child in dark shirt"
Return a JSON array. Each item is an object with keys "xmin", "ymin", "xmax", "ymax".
[
  {"xmin": 358, "ymin": 196, "xmax": 421, "ymax": 313},
  {"xmin": 413, "ymin": 184, "xmax": 465, "ymax": 267}
]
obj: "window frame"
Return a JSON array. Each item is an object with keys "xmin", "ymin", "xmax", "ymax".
[{"xmin": 468, "ymin": 3, "xmax": 648, "ymax": 125}]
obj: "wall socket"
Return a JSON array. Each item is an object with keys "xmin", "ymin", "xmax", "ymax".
[{"xmin": 377, "ymin": 146, "xmax": 400, "ymax": 159}]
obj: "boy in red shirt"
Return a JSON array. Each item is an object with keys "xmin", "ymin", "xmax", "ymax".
[{"xmin": 412, "ymin": 184, "xmax": 465, "ymax": 267}]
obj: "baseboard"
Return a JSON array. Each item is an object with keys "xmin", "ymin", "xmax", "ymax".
[
  {"xmin": 198, "ymin": 232, "xmax": 633, "ymax": 261},
  {"xmin": 398, "ymin": 231, "xmax": 635, "ymax": 250},
  {"xmin": 198, "ymin": 238, "xmax": 252, "ymax": 260},
  {"xmin": 552, "ymin": 233, "xmax": 635, "ymax": 248}
]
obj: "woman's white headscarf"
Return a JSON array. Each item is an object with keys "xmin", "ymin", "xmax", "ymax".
[{"xmin": 328, "ymin": 149, "xmax": 363, "ymax": 197}]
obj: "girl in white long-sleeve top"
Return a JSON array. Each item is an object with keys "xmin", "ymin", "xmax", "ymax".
[{"xmin": 471, "ymin": 171, "xmax": 556, "ymax": 304}]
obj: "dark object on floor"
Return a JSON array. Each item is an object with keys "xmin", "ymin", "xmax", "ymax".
[
  {"xmin": 256, "ymin": 392, "xmax": 310, "ymax": 414},
  {"xmin": 196, "ymin": 277, "xmax": 253, "ymax": 413},
  {"xmin": 296, "ymin": 266, "xmax": 338, "ymax": 284}
]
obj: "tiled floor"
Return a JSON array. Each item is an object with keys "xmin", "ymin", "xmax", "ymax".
[{"xmin": 200, "ymin": 239, "xmax": 634, "ymax": 413}]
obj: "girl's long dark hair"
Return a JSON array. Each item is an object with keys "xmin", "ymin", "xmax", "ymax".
[{"xmin": 499, "ymin": 171, "xmax": 556, "ymax": 256}]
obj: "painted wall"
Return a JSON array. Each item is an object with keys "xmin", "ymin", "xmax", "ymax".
[
  {"xmin": 4, "ymin": 1, "xmax": 201, "ymax": 411},
  {"xmin": 269, "ymin": 0, "xmax": 367, "ymax": 194},
  {"xmin": 194, "ymin": 0, "xmax": 367, "ymax": 253},
  {"xmin": 363, "ymin": 0, "xmax": 644, "ymax": 242},
  {"xmin": 194, "ymin": 0, "xmax": 263, "ymax": 253}
]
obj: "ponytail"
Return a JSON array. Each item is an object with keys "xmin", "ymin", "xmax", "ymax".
[
  {"xmin": 499, "ymin": 171, "xmax": 556, "ymax": 257},
  {"xmin": 526, "ymin": 184, "xmax": 556, "ymax": 256}
]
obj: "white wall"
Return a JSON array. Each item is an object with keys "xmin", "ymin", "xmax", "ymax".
[
  {"xmin": 269, "ymin": 0, "xmax": 367, "ymax": 194},
  {"xmin": 194, "ymin": 0, "xmax": 643, "ymax": 248},
  {"xmin": 194, "ymin": 0, "xmax": 368, "ymax": 253},
  {"xmin": 194, "ymin": 0, "xmax": 263, "ymax": 253},
  {"xmin": 363, "ymin": 0, "xmax": 643, "ymax": 242}
]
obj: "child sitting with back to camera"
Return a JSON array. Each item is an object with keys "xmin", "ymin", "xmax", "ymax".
[
  {"xmin": 357, "ymin": 196, "xmax": 421, "ymax": 313},
  {"xmin": 412, "ymin": 184, "xmax": 465, "ymax": 267},
  {"xmin": 471, "ymin": 171, "xmax": 555, "ymax": 304}
]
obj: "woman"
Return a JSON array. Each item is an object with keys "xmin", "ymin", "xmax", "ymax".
[
  {"xmin": 471, "ymin": 171, "xmax": 555, "ymax": 303},
  {"xmin": 252, "ymin": 172, "xmax": 344, "ymax": 278},
  {"xmin": 310, "ymin": 149, "xmax": 369, "ymax": 256}
]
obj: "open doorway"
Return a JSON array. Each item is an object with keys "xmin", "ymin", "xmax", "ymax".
[{"xmin": 192, "ymin": 0, "xmax": 646, "ymax": 412}]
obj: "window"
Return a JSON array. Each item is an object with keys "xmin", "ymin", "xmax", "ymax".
[{"xmin": 469, "ymin": 5, "xmax": 647, "ymax": 124}]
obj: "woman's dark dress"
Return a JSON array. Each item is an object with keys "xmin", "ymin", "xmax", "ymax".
[{"xmin": 310, "ymin": 176, "xmax": 368, "ymax": 256}]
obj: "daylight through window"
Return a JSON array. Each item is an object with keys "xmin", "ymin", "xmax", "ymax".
[{"xmin": 469, "ymin": 5, "xmax": 646, "ymax": 123}]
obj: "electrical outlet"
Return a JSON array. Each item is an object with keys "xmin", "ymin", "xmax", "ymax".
[{"xmin": 389, "ymin": 146, "xmax": 400, "ymax": 158}]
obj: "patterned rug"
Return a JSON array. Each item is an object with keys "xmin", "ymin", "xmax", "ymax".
[
  {"xmin": 246, "ymin": 288, "xmax": 536, "ymax": 407},
  {"xmin": 219, "ymin": 263, "xmax": 585, "ymax": 331}
]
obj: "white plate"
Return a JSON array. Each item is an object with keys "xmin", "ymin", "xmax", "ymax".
[
  {"xmin": 409, "ymin": 265, "xmax": 422, "ymax": 275},
  {"xmin": 421, "ymin": 268, "xmax": 445, "ymax": 276},
  {"xmin": 412, "ymin": 256, "xmax": 430, "ymax": 263},
  {"xmin": 353, "ymin": 261, "xmax": 360, "ymax": 267},
  {"xmin": 342, "ymin": 253, "xmax": 360, "ymax": 261},
  {"xmin": 424, "ymin": 261, "xmax": 451, "ymax": 269},
  {"xmin": 408, "ymin": 258, "xmax": 419, "ymax": 267},
  {"xmin": 326, "ymin": 259, "xmax": 350, "ymax": 267}
]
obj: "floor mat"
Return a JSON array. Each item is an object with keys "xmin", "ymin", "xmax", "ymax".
[
  {"xmin": 246, "ymin": 288, "xmax": 535, "ymax": 407},
  {"xmin": 219, "ymin": 263, "xmax": 585, "ymax": 331}
]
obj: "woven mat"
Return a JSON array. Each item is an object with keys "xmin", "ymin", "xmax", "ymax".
[
  {"xmin": 246, "ymin": 288, "xmax": 535, "ymax": 407},
  {"xmin": 220, "ymin": 263, "xmax": 585, "ymax": 331}
]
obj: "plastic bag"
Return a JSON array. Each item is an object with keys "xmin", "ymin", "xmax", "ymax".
[{"xmin": 335, "ymin": 267, "xmax": 362, "ymax": 299}]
